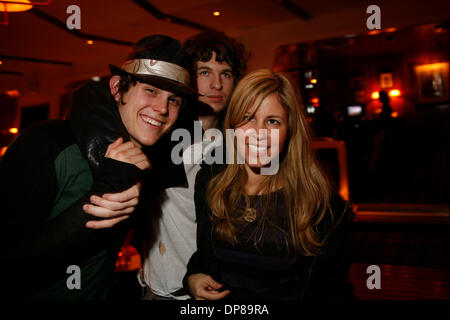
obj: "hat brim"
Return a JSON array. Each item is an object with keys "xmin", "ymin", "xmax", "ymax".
[{"xmin": 109, "ymin": 65, "xmax": 197, "ymax": 97}]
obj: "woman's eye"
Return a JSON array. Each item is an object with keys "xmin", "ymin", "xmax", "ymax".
[{"xmin": 268, "ymin": 119, "xmax": 280, "ymax": 125}]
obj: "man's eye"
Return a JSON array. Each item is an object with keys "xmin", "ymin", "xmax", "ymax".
[
  {"xmin": 222, "ymin": 72, "xmax": 233, "ymax": 79},
  {"xmin": 146, "ymin": 88, "xmax": 156, "ymax": 95},
  {"xmin": 169, "ymin": 98, "xmax": 182, "ymax": 107},
  {"xmin": 199, "ymin": 70, "xmax": 209, "ymax": 76}
]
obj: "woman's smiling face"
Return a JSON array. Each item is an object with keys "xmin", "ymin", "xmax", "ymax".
[{"xmin": 235, "ymin": 93, "xmax": 289, "ymax": 169}]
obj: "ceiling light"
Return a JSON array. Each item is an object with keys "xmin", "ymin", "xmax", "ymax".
[
  {"xmin": 9, "ymin": 127, "xmax": 19, "ymax": 134},
  {"xmin": 389, "ymin": 89, "xmax": 401, "ymax": 97},
  {"xmin": 86, "ymin": 40, "xmax": 94, "ymax": 45},
  {"xmin": 0, "ymin": 0, "xmax": 33, "ymax": 12},
  {"xmin": 213, "ymin": 11, "xmax": 220, "ymax": 16},
  {"xmin": 371, "ymin": 91, "xmax": 380, "ymax": 99}
]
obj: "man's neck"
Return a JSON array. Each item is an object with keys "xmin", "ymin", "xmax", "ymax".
[{"xmin": 198, "ymin": 114, "xmax": 220, "ymax": 131}]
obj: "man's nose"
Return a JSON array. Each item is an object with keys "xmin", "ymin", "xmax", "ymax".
[
  {"xmin": 152, "ymin": 96, "xmax": 169, "ymax": 115},
  {"xmin": 210, "ymin": 73, "xmax": 223, "ymax": 90}
]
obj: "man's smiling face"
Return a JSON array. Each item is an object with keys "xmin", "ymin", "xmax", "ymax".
[{"xmin": 111, "ymin": 76, "xmax": 182, "ymax": 147}]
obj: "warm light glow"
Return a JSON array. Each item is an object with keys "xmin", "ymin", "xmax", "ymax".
[
  {"xmin": 213, "ymin": 11, "xmax": 221, "ymax": 16},
  {"xmin": 9, "ymin": 127, "xmax": 18, "ymax": 134},
  {"xmin": 368, "ymin": 30, "xmax": 381, "ymax": 35},
  {"xmin": 311, "ymin": 97, "xmax": 319, "ymax": 104},
  {"xmin": 385, "ymin": 27, "xmax": 398, "ymax": 33},
  {"xmin": 371, "ymin": 91, "xmax": 380, "ymax": 99},
  {"xmin": 0, "ymin": 0, "xmax": 33, "ymax": 12},
  {"xmin": 389, "ymin": 89, "xmax": 401, "ymax": 97},
  {"xmin": 0, "ymin": 60, "xmax": 3, "ymax": 65},
  {"xmin": 391, "ymin": 112, "xmax": 399, "ymax": 118},
  {"xmin": 414, "ymin": 62, "xmax": 448, "ymax": 73},
  {"xmin": 0, "ymin": 146, "xmax": 7, "ymax": 157},
  {"xmin": 86, "ymin": 40, "xmax": 94, "ymax": 45},
  {"xmin": 5, "ymin": 89, "xmax": 19, "ymax": 97},
  {"xmin": 310, "ymin": 78, "xmax": 318, "ymax": 84}
]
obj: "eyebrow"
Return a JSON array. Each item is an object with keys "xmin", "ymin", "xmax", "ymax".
[
  {"xmin": 245, "ymin": 112, "xmax": 284, "ymax": 118},
  {"xmin": 143, "ymin": 84, "xmax": 181, "ymax": 99},
  {"xmin": 196, "ymin": 66, "xmax": 233, "ymax": 73}
]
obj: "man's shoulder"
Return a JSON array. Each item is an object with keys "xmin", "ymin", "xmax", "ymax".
[
  {"xmin": 10, "ymin": 119, "xmax": 76, "ymax": 156},
  {"xmin": 21, "ymin": 119, "xmax": 73, "ymax": 142}
]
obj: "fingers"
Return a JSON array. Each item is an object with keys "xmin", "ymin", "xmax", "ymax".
[
  {"xmin": 83, "ymin": 202, "xmax": 135, "ymax": 219},
  {"xmin": 188, "ymin": 274, "xmax": 230, "ymax": 300},
  {"xmin": 102, "ymin": 184, "xmax": 140, "ymax": 202},
  {"xmin": 86, "ymin": 215, "xmax": 129, "ymax": 229},
  {"xmin": 105, "ymin": 138, "xmax": 151, "ymax": 170},
  {"xmin": 197, "ymin": 288, "xmax": 230, "ymax": 300},
  {"xmin": 83, "ymin": 183, "xmax": 142, "ymax": 230},
  {"xmin": 88, "ymin": 195, "xmax": 138, "ymax": 213}
]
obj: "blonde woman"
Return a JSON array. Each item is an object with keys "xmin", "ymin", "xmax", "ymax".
[{"xmin": 184, "ymin": 69, "xmax": 354, "ymax": 300}]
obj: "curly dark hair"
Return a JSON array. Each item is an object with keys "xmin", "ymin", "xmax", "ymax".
[{"xmin": 183, "ymin": 29, "xmax": 250, "ymax": 85}]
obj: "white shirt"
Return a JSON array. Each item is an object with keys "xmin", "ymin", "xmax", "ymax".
[{"xmin": 140, "ymin": 139, "xmax": 215, "ymax": 299}]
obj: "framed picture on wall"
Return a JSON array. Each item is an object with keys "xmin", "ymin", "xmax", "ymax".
[{"xmin": 414, "ymin": 62, "xmax": 449, "ymax": 103}]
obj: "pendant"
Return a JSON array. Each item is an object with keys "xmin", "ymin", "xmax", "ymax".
[{"xmin": 243, "ymin": 208, "xmax": 257, "ymax": 223}]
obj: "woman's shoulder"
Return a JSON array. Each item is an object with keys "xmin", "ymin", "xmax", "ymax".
[{"xmin": 319, "ymin": 193, "xmax": 353, "ymax": 238}]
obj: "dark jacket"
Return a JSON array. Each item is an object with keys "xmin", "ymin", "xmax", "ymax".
[
  {"xmin": 183, "ymin": 163, "xmax": 355, "ymax": 300},
  {"xmin": 0, "ymin": 80, "xmax": 141, "ymax": 300}
]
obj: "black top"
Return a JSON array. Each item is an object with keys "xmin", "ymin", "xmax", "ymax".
[
  {"xmin": 213, "ymin": 189, "xmax": 303, "ymax": 299},
  {"xmin": 184, "ymin": 163, "xmax": 355, "ymax": 300}
]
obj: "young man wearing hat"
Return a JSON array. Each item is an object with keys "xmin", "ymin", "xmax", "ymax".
[{"xmin": 0, "ymin": 35, "xmax": 195, "ymax": 300}]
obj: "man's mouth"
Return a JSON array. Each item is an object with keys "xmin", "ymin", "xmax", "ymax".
[
  {"xmin": 207, "ymin": 95, "xmax": 223, "ymax": 102},
  {"xmin": 140, "ymin": 114, "xmax": 163, "ymax": 127}
]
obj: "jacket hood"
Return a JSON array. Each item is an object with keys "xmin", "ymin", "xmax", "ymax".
[{"xmin": 68, "ymin": 79, "xmax": 130, "ymax": 173}]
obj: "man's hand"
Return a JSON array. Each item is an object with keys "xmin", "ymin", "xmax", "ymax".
[
  {"xmin": 84, "ymin": 138, "xmax": 151, "ymax": 229},
  {"xmin": 105, "ymin": 137, "xmax": 151, "ymax": 170},
  {"xmin": 84, "ymin": 183, "xmax": 141, "ymax": 229},
  {"xmin": 187, "ymin": 273, "xmax": 230, "ymax": 300}
]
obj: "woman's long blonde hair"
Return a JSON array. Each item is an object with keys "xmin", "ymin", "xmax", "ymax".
[{"xmin": 207, "ymin": 69, "xmax": 331, "ymax": 257}]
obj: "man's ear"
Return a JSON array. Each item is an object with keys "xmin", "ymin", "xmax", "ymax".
[{"xmin": 109, "ymin": 75, "xmax": 121, "ymax": 102}]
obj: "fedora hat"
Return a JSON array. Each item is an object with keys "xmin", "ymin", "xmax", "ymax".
[{"xmin": 109, "ymin": 35, "xmax": 196, "ymax": 96}]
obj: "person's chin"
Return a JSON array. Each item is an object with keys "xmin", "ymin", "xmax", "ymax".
[{"xmin": 207, "ymin": 102, "xmax": 227, "ymax": 114}]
